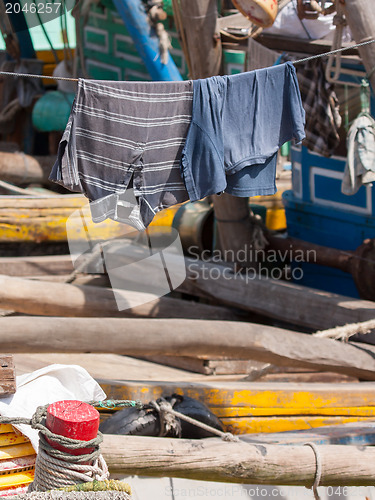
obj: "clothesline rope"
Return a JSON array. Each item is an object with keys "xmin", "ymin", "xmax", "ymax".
[{"xmin": 0, "ymin": 38, "xmax": 374, "ymax": 83}]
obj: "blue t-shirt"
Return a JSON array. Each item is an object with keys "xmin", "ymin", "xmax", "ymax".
[{"xmin": 180, "ymin": 62, "xmax": 306, "ymax": 201}]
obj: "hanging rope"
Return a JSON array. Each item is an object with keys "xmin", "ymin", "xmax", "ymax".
[{"xmin": 0, "ymin": 37, "xmax": 373, "ymax": 82}]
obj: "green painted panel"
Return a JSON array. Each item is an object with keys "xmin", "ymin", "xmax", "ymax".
[
  {"xmin": 223, "ymin": 49, "xmax": 246, "ymax": 74},
  {"xmin": 85, "ymin": 28, "xmax": 108, "ymax": 49},
  {"xmin": 86, "ymin": 60, "xmax": 122, "ymax": 80},
  {"xmin": 83, "ymin": 0, "xmax": 238, "ymax": 81}
]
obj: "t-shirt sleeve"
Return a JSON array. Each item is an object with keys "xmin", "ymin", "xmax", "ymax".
[{"xmin": 281, "ymin": 61, "xmax": 306, "ymax": 145}]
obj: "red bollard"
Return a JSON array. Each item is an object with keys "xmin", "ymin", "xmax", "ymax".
[{"xmin": 45, "ymin": 400, "xmax": 100, "ymax": 456}]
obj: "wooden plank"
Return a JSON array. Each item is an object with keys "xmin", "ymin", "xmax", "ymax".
[
  {"xmin": 256, "ymin": 371, "xmax": 359, "ymax": 383},
  {"xmin": 0, "ymin": 356, "xmax": 15, "ymax": 398},
  {"xmin": 0, "ymin": 426, "xmax": 14, "ymax": 435},
  {"xmin": 90, "ymin": 247, "xmax": 375, "ymax": 332},
  {"xmin": 0, "ymin": 434, "xmax": 29, "ymax": 448},
  {"xmin": 139, "ymin": 356, "xmax": 269, "ymax": 375},
  {"xmin": 101, "ymin": 434, "xmax": 375, "ymax": 486},
  {"xmin": 13, "ymin": 353, "xmax": 214, "ymax": 382},
  {"xmin": 0, "ymin": 470, "xmax": 34, "ymax": 489},
  {"xmin": 0, "ymin": 199, "xmax": 125, "ymax": 243},
  {"xmin": 140, "ymin": 356, "xmax": 358, "ymax": 379},
  {"xmin": 0, "ymin": 456, "xmax": 35, "ymax": 473},
  {"xmin": 99, "ymin": 380, "xmax": 375, "ymax": 410}
]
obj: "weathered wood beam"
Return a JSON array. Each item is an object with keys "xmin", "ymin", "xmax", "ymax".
[
  {"xmin": 0, "ymin": 255, "xmax": 74, "ymax": 277},
  {"xmin": 0, "ymin": 152, "xmax": 55, "ymax": 185},
  {"xmin": 179, "ymin": 258, "xmax": 375, "ymax": 332},
  {"xmin": 0, "ymin": 274, "xmax": 241, "ymax": 321},
  {"xmin": 2, "ymin": 316, "xmax": 375, "ymax": 380},
  {"xmin": 101, "ymin": 434, "xmax": 375, "ymax": 486},
  {"xmin": 3, "ymin": 254, "xmax": 375, "ymax": 332}
]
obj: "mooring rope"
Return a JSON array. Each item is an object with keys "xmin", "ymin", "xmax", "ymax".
[
  {"xmin": 314, "ymin": 318, "xmax": 375, "ymax": 341},
  {"xmin": 0, "ymin": 399, "xmax": 325, "ymax": 497},
  {"xmin": 304, "ymin": 442, "xmax": 322, "ymax": 500},
  {"xmin": 30, "ymin": 436, "xmax": 109, "ymax": 492},
  {"xmin": 0, "ymin": 404, "xmax": 110, "ymax": 492}
]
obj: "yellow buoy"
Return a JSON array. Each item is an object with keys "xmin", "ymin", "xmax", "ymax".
[{"xmin": 232, "ymin": 0, "xmax": 278, "ymax": 27}]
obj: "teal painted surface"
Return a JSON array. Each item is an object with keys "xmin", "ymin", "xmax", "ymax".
[
  {"xmin": 0, "ymin": 6, "xmax": 76, "ymax": 51},
  {"xmin": 32, "ymin": 91, "xmax": 75, "ymax": 131}
]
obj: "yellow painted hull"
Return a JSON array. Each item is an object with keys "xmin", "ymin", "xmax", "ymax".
[
  {"xmin": 100, "ymin": 380, "xmax": 375, "ymax": 434},
  {"xmin": 0, "ymin": 195, "xmax": 180, "ymax": 243},
  {"xmin": 0, "ymin": 187, "xmax": 285, "ymax": 244},
  {"xmin": 0, "ymin": 427, "xmax": 35, "ymax": 493},
  {"xmin": 0, "ymin": 470, "xmax": 34, "ymax": 490}
]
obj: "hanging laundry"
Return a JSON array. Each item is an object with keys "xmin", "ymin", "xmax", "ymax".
[
  {"xmin": 50, "ymin": 79, "xmax": 193, "ymax": 230},
  {"xmin": 295, "ymin": 58, "xmax": 341, "ymax": 156},
  {"xmin": 341, "ymin": 113, "xmax": 375, "ymax": 195},
  {"xmin": 180, "ymin": 61, "xmax": 305, "ymax": 202},
  {"xmin": 50, "ymin": 62, "xmax": 305, "ymax": 229}
]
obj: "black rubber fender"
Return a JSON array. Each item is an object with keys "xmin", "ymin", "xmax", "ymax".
[
  {"xmin": 99, "ymin": 406, "xmax": 160, "ymax": 436},
  {"xmin": 171, "ymin": 394, "xmax": 224, "ymax": 439},
  {"xmin": 99, "ymin": 395, "xmax": 224, "ymax": 439}
]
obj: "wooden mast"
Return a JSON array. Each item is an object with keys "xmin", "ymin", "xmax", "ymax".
[{"xmin": 341, "ymin": 0, "xmax": 375, "ymax": 93}]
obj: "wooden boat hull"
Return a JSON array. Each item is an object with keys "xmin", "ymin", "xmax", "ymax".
[
  {"xmin": 99, "ymin": 380, "xmax": 375, "ymax": 434},
  {"xmin": 0, "ymin": 195, "xmax": 179, "ymax": 244}
]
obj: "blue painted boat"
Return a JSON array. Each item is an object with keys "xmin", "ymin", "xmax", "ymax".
[{"xmin": 284, "ymin": 58, "xmax": 375, "ymax": 298}]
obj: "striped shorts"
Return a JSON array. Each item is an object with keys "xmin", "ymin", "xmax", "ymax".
[{"xmin": 49, "ymin": 78, "xmax": 193, "ymax": 229}]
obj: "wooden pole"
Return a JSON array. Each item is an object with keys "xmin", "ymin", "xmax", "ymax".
[
  {"xmin": 341, "ymin": 0, "xmax": 375, "ymax": 93},
  {"xmin": 3, "ymin": 316, "xmax": 375, "ymax": 379},
  {"xmin": 0, "ymin": 274, "xmax": 241, "ymax": 321},
  {"xmin": 102, "ymin": 434, "xmax": 375, "ymax": 486},
  {"xmin": 176, "ymin": 0, "xmax": 254, "ymax": 264},
  {"xmin": 176, "ymin": 0, "xmax": 221, "ymax": 79}
]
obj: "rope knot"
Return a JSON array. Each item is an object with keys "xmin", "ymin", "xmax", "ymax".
[
  {"xmin": 332, "ymin": 12, "xmax": 346, "ymax": 26},
  {"xmin": 150, "ymin": 398, "xmax": 182, "ymax": 437},
  {"xmin": 221, "ymin": 432, "xmax": 240, "ymax": 442}
]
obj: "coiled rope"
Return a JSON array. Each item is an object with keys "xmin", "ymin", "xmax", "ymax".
[{"xmin": 0, "ymin": 401, "xmax": 140, "ymax": 492}]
